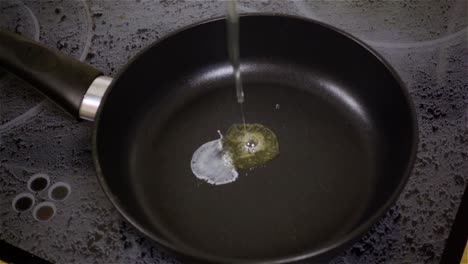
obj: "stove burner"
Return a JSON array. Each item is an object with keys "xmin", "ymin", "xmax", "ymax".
[
  {"xmin": 0, "ymin": 0, "xmax": 92, "ymax": 133},
  {"xmin": 0, "ymin": 0, "xmax": 39, "ymax": 83},
  {"xmin": 12, "ymin": 193, "xmax": 35, "ymax": 212},
  {"xmin": 294, "ymin": 0, "xmax": 468, "ymax": 49},
  {"xmin": 0, "ymin": 0, "xmax": 39, "ymax": 40}
]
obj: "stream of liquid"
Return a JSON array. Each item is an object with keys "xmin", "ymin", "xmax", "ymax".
[
  {"xmin": 190, "ymin": 1, "xmax": 280, "ymax": 185},
  {"xmin": 226, "ymin": 0, "xmax": 246, "ymax": 126}
]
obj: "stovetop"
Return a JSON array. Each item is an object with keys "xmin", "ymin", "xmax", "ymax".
[{"xmin": 0, "ymin": 1, "xmax": 467, "ymax": 263}]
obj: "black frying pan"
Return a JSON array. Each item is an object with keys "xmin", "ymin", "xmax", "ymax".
[{"xmin": 0, "ymin": 15, "xmax": 418, "ymax": 263}]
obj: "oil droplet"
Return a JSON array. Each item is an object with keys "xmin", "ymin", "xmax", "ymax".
[{"xmin": 12, "ymin": 193, "xmax": 35, "ymax": 212}]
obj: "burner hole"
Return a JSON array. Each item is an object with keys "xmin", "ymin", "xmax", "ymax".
[
  {"xmin": 48, "ymin": 182, "xmax": 71, "ymax": 201},
  {"xmin": 12, "ymin": 193, "xmax": 35, "ymax": 212},
  {"xmin": 33, "ymin": 202, "xmax": 56, "ymax": 222},
  {"xmin": 28, "ymin": 174, "xmax": 50, "ymax": 192}
]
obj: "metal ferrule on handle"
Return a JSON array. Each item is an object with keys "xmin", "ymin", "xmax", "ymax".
[{"xmin": 79, "ymin": 76, "xmax": 113, "ymax": 121}]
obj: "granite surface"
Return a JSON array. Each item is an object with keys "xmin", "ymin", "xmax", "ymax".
[{"xmin": 0, "ymin": 0, "xmax": 467, "ymax": 263}]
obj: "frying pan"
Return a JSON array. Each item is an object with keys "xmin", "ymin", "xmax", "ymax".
[{"xmin": 0, "ymin": 14, "xmax": 418, "ymax": 263}]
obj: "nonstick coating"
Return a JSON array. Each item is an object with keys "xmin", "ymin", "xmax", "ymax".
[{"xmin": 94, "ymin": 15, "xmax": 417, "ymax": 263}]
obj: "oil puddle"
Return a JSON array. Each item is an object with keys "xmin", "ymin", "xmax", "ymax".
[{"xmin": 190, "ymin": 124, "xmax": 279, "ymax": 185}]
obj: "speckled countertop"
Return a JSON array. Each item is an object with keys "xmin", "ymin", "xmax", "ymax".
[{"xmin": 0, "ymin": 1, "xmax": 467, "ymax": 263}]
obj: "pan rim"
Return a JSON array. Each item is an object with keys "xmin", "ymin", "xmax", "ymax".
[{"xmin": 92, "ymin": 13, "xmax": 419, "ymax": 264}]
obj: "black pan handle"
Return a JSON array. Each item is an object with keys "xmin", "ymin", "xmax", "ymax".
[{"xmin": 0, "ymin": 30, "xmax": 102, "ymax": 117}]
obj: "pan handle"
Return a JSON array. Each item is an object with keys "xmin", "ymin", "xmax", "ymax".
[{"xmin": 0, "ymin": 30, "xmax": 105, "ymax": 119}]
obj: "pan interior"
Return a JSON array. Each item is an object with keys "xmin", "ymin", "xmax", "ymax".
[
  {"xmin": 126, "ymin": 62, "xmax": 376, "ymax": 259},
  {"xmin": 95, "ymin": 16, "xmax": 416, "ymax": 262}
]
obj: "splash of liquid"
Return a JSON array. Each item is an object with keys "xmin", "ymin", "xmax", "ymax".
[
  {"xmin": 191, "ymin": 124, "xmax": 279, "ymax": 185},
  {"xmin": 190, "ymin": 132, "xmax": 238, "ymax": 185}
]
